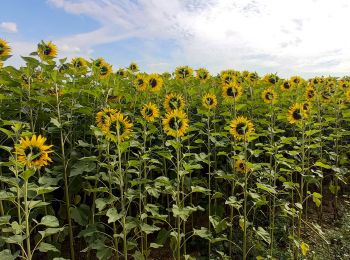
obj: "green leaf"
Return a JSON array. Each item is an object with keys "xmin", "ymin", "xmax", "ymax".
[
  {"xmin": 39, "ymin": 227, "xmax": 65, "ymax": 238},
  {"xmin": 70, "ymin": 204, "xmax": 90, "ymax": 226},
  {"xmin": 40, "ymin": 215, "xmax": 59, "ymax": 227},
  {"xmin": 256, "ymin": 183, "xmax": 277, "ymax": 194},
  {"xmin": 38, "ymin": 242, "xmax": 59, "ymax": 253},
  {"xmin": 255, "ymin": 226, "xmax": 271, "ymax": 244},
  {"xmin": 106, "ymin": 208, "xmax": 123, "ymax": 223},
  {"xmin": 140, "ymin": 223, "xmax": 160, "ymax": 234},
  {"xmin": 191, "ymin": 185, "xmax": 210, "ymax": 194},
  {"xmin": 0, "ymin": 249, "xmax": 19, "ymax": 260},
  {"xmin": 314, "ymin": 161, "xmax": 332, "ymax": 169},
  {"xmin": 193, "ymin": 227, "xmax": 211, "ymax": 239},
  {"xmin": 20, "ymin": 169, "xmax": 35, "ymax": 181},
  {"xmin": 312, "ymin": 192, "xmax": 322, "ymax": 207}
]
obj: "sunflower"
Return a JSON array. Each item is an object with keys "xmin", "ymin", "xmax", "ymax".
[
  {"xmin": 37, "ymin": 41, "xmax": 57, "ymax": 60},
  {"xmin": 141, "ymin": 102, "xmax": 160, "ymax": 122},
  {"xmin": 222, "ymin": 83, "xmax": 243, "ymax": 103},
  {"xmin": 71, "ymin": 57, "xmax": 87, "ymax": 69},
  {"xmin": 116, "ymin": 68, "xmax": 126, "ymax": 78},
  {"xmin": 175, "ymin": 66, "xmax": 193, "ymax": 80},
  {"xmin": 202, "ymin": 93, "xmax": 218, "ymax": 110},
  {"xmin": 305, "ymin": 86, "xmax": 316, "ymax": 101},
  {"xmin": 107, "ymin": 95, "xmax": 125, "ymax": 104},
  {"xmin": 263, "ymin": 74, "xmax": 279, "ymax": 85},
  {"xmin": 290, "ymin": 76, "xmax": 302, "ymax": 86},
  {"xmin": 148, "ymin": 74, "xmax": 163, "ymax": 93},
  {"xmin": 303, "ymin": 102, "xmax": 312, "ymax": 112},
  {"xmin": 96, "ymin": 108, "xmax": 118, "ymax": 130},
  {"xmin": 287, "ymin": 103, "xmax": 307, "ymax": 124},
  {"xmin": 280, "ymin": 80, "xmax": 292, "ymax": 91},
  {"xmin": 246, "ymin": 72, "xmax": 259, "ymax": 83},
  {"xmin": 15, "ymin": 135, "xmax": 53, "ymax": 169},
  {"xmin": 93, "ymin": 58, "xmax": 106, "ymax": 68},
  {"xmin": 229, "ymin": 116, "xmax": 254, "ymax": 141},
  {"xmin": 134, "ymin": 73, "xmax": 148, "ymax": 92},
  {"xmin": 103, "ymin": 112, "xmax": 133, "ymax": 142},
  {"xmin": 98, "ymin": 62, "xmax": 113, "ymax": 79},
  {"xmin": 162, "ymin": 109, "xmax": 189, "ymax": 137},
  {"xmin": 0, "ymin": 39, "xmax": 11, "ymax": 58},
  {"xmin": 164, "ymin": 93, "xmax": 186, "ymax": 112},
  {"xmin": 221, "ymin": 72, "xmax": 235, "ymax": 85},
  {"xmin": 196, "ymin": 68, "xmax": 210, "ymax": 81},
  {"xmin": 339, "ymin": 80, "xmax": 349, "ymax": 90},
  {"xmin": 128, "ymin": 62, "xmax": 139, "ymax": 72},
  {"xmin": 262, "ymin": 88, "xmax": 277, "ymax": 104},
  {"xmin": 235, "ymin": 159, "xmax": 251, "ymax": 174},
  {"xmin": 319, "ymin": 88, "xmax": 333, "ymax": 103},
  {"xmin": 346, "ymin": 88, "xmax": 350, "ymax": 101}
]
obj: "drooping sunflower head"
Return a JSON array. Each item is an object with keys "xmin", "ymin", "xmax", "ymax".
[
  {"xmin": 141, "ymin": 102, "xmax": 160, "ymax": 122},
  {"xmin": 229, "ymin": 116, "xmax": 254, "ymax": 141},
  {"xmin": 116, "ymin": 68, "xmax": 126, "ymax": 78},
  {"xmin": 15, "ymin": 135, "xmax": 53, "ymax": 169},
  {"xmin": 235, "ymin": 159, "xmax": 251, "ymax": 174},
  {"xmin": 281, "ymin": 80, "xmax": 292, "ymax": 91},
  {"xmin": 37, "ymin": 41, "xmax": 57, "ymax": 60},
  {"xmin": 98, "ymin": 62, "xmax": 113, "ymax": 79},
  {"xmin": 103, "ymin": 112, "xmax": 133, "ymax": 142},
  {"xmin": 71, "ymin": 57, "xmax": 87, "ymax": 69},
  {"xmin": 148, "ymin": 74, "xmax": 163, "ymax": 93},
  {"xmin": 175, "ymin": 66, "xmax": 193, "ymax": 80},
  {"xmin": 222, "ymin": 82, "xmax": 243, "ymax": 103},
  {"xmin": 96, "ymin": 108, "xmax": 118, "ymax": 130},
  {"xmin": 202, "ymin": 93, "xmax": 218, "ymax": 110},
  {"xmin": 128, "ymin": 62, "xmax": 139, "ymax": 72},
  {"xmin": 287, "ymin": 103, "xmax": 308, "ymax": 125},
  {"xmin": 93, "ymin": 57, "xmax": 106, "ymax": 68},
  {"xmin": 246, "ymin": 72, "xmax": 259, "ymax": 83},
  {"xmin": 196, "ymin": 68, "xmax": 210, "ymax": 81},
  {"xmin": 162, "ymin": 109, "xmax": 189, "ymax": 138},
  {"xmin": 0, "ymin": 39, "xmax": 11, "ymax": 58},
  {"xmin": 305, "ymin": 86, "xmax": 316, "ymax": 101},
  {"xmin": 263, "ymin": 74, "xmax": 279, "ymax": 85},
  {"xmin": 134, "ymin": 73, "xmax": 148, "ymax": 92},
  {"xmin": 164, "ymin": 93, "xmax": 186, "ymax": 112},
  {"xmin": 262, "ymin": 88, "xmax": 277, "ymax": 104}
]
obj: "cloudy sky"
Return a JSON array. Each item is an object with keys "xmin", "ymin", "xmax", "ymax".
[{"xmin": 1, "ymin": 0, "xmax": 350, "ymax": 77}]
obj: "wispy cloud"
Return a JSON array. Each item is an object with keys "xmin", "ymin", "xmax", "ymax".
[{"xmin": 0, "ymin": 22, "xmax": 18, "ymax": 33}]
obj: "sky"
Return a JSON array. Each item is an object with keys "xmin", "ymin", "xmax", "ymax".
[{"xmin": 1, "ymin": 0, "xmax": 350, "ymax": 78}]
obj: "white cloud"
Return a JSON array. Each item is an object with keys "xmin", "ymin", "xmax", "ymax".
[
  {"xmin": 0, "ymin": 22, "xmax": 18, "ymax": 33},
  {"xmin": 7, "ymin": 0, "xmax": 350, "ymax": 77}
]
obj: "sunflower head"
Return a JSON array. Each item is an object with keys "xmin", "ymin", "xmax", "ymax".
[
  {"xmin": 229, "ymin": 116, "xmax": 254, "ymax": 141},
  {"xmin": 141, "ymin": 102, "xmax": 160, "ymax": 122},
  {"xmin": 37, "ymin": 41, "xmax": 57, "ymax": 60},
  {"xmin": 202, "ymin": 93, "xmax": 218, "ymax": 110},
  {"xmin": 0, "ymin": 39, "xmax": 11, "ymax": 58},
  {"xmin": 148, "ymin": 74, "xmax": 163, "ymax": 93},
  {"xmin": 93, "ymin": 58, "xmax": 106, "ymax": 68},
  {"xmin": 303, "ymin": 102, "xmax": 312, "ymax": 112},
  {"xmin": 247, "ymin": 72, "xmax": 259, "ymax": 83},
  {"xmin": 175, "ymin": 66, "xmax": 193, "ymax": 80},
  {"xmin": 134, "ymin": 73, "xmax": 148, "ymax": 92},
  {"xmin": 103, "ymin": 112, "xmax": 133, "ymax": 142},
  {"xmin": 15, "ymin": 135, "xmax": 53, "ymax": 169},
  {"xmin": 96, "ymin": 108, "xmax": 119, "ymax": 130},
  {"xmin": 290, "ymin": 76, "xmax": 303, "ymax": 86},
  {"xmin": 305, "ymin": 86, "xmax": 316, "ymax": 101},
  {"xmin": 98, "ymin": 62, "xmax": 113, "ymax": 79},
  {"xmin": 346, "ymin": 88, "xmax": 350, "ymax": 101},
  {"xmin": 339, "ymin": 80, "xmax": 349, "ymax": 90},
  {"xmin": 221, "ymin": 72, "xmax": 237, "ymax": 86},
  {"xmin": 196, "ymin": 68, "xmax": 210, "ymax": 81},
  {"xmin": 287, "ymin": 103, "xmax": 308, "ymax": 125},
  {"xmin": 164, "ymin": 93, "xmax": 186, "ymax": 112},
  {"xmin": 263, "ymin": 74, "xmax": 279, "ymax": 85},
  {"xmin": 319, "ymin": 88, "xmax": 333, "ymax": 103},
  {"xmin": 262, "ymin": 88, "xmax": 277, "ymax": 104},
  {"xmin": 222, "ymin": 82, "xmax": 243, "ymax": 103},
  {"xmin": 71, "ymin": 57, "xmax": 87, "ymax": 69},
  {"xmin": 280, "ymin": 80, "xmax": 292, "ymax": 91},
  {"xmin": 128, "ymin": 62, "xmax": 139, "ymax": 72},
  {"xmin": 162, "ymin": 109, "xmax": 189, "ymax": 138},
  {"xmin": 116, "ymin": 68, "xmax": 126, "ymax": 78},
  {"xmin": 235, "ymin": 159, "xmax": 251, "ymax": 174}
]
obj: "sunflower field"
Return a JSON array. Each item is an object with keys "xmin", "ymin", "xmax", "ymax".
[{"xmin": 0, "ymin": 39, "xmax": 350, "ymax": 260}]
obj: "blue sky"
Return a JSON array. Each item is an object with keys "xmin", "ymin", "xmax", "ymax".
[{"xmin": 1, "ymin": 0, "xmax": 350, "ymax": 77}]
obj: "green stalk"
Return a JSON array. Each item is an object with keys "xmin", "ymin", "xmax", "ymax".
[
  {"xmin": 24, "ymin": 179, "xmax": 32, "ymax": 260},
  {"xmin": 176, "ymin": 136, "xmax": 181, "ymax": 260},
  {"xmin": 207, "ymin": 114, "xmax": 212, "ymax": 258},
  {"xmin": 242, "ymin": 139, "xmax": 248, "ymax": 260}
]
